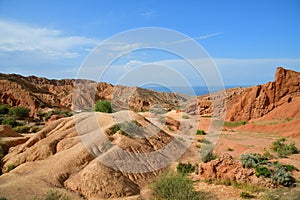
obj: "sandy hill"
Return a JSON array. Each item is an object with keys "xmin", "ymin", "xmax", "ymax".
[{"xmin": 0, "ymin": 111, "xmax": 193, "ymax": 200}]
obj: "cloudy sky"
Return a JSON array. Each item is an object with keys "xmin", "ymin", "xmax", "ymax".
[{"xmin": 0, "ymin": 0, "xmax": 299, "ymax": 87}]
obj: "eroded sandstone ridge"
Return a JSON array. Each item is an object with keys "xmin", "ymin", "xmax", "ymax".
[
  {"xmin": 0, "ymin": 73, "xmax": 190, "ymax": 116},
  {"xmin": 186, "ymin": 67, "xmax": 300, "ymax": 121},
  {"xmin": 0, "ymin": 111, "xmax": 187, "ymax": 199}
]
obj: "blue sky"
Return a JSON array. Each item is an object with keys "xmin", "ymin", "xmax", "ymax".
[{"xmin": 0, "ymin": 0, "xmax": 299, "ymax": 87}]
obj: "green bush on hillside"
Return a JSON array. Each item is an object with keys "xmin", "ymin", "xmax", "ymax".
[
  {"xmin": 9, "ymin": 106, "xmax": 30, "ymax": 119},
  {"xmin": 0, "ymin": 104, "xmax": 10, "ymax": 114},
  {"xmin": 177, "ymin": 162, "xmax": 195, "ymax": 175},
  {"xmin": 1, "ymin": 117, "xmax": 19, "ymax": 127},
  {"xmin": 196, "ymin": 130, "xmax": 206, "ymax": 135},
  {"xmin": 94, "ymin": 100, "xmax": 112, "ymax": 113},
  {"xmin": 151, "ymin": 172, "xmax": 201, "ymax": 200},
  {"xmin": 13, "ymin": 125, "xmax": 31, "ymax": 133},
  {"xmin": 271, "ymin": 137, "xmax": 298, "ymax": 158},
  {"xmin": 271, "ymin": 166, "xmax": 295, "ymax": 187},
  {"xmin": 255, "ymin": 166, "xmax": 271, "ymax": 178},
  {"xmin": 240, "ymin": 153, "xmax": 268, "ymax": 168}
]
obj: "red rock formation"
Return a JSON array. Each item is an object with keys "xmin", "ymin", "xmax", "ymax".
[
  {"xmin": 226, "ymin": 67, "xmax": 300, "ymax": 121},
  {"xmin": 186, "ymin": 67, "xmax": 300, "ymax": 121},
  {"xmin": 198, "ymin": 153, "xmax": 273, "ymax": 187}
]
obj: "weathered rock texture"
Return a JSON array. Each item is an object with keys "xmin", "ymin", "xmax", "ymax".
[
  {"xmin": 0, "ymin": 73, "xmax": 190, "ymax": 117},
  {"xmin": 0, "ymin": 111, "xmax": 181, "ymax": 200},
  {"xmin": 186, "ymin": 67, "xmax": 300, "ymax": 121},
  {"xmin": 198, "ymin": 153, "xmax": 273, "ymax": 187}
]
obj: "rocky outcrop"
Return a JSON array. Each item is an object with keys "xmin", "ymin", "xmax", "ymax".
[
  {"xmin": 225, "ymin": 67, "xmax": 300, "ymax": 121},
  {"xmin": 198, "ymin": 154, "xmax": 273, "ymax": 187},
  {"xmin": 186, "ymin": 67, "xmax": 300, "ymax": 121}
]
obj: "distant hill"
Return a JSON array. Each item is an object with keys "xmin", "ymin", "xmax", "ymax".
[{"xmin": 0, "ymin": 73, "xmax": 190, "ymax": 116}]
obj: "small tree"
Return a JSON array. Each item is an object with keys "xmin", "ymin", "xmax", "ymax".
[{"xmin": 94, "ymin": 100, "xmax": 112, "ymax": 113}]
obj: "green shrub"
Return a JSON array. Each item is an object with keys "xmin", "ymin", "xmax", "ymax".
[
  {"xmin": 240, "ymin": 153, "xmax": 268, "ymax": 168},
  {"xmin": 196, "ymin": 130, "xmax": 206, "ymax": 135},
  {"xmin": 119, "ymin": 120, "xmax": 143, "ymax": 137},
  {"xmin": 271, "ymin": 138, "xmax": 298, "ymax": 158},
  {"xmin": 151, "ymin": 172, "xmax": 200, "ymax": 200},
  {"xmin": 0, "ymin": 104, "xmax": 10, "ymax": 114},
  {"xmin": 255, "ymin": 166, "xmax": 271, "ymax": 178},
  {"xmin": 279, "ymin": 164, "xmax": 299, "ymax": 172},
  {"xmin": 44, "ymin": 190, "xmax": 70, "ymax": 200},
  {"xmin": 33, "ymin": 189, "xmax": 70, "ymax": 200},
  {"xmin": 13, "ymin": 125, "xmax": 31, "ymax": 133},
  {"xmin": 177, "ymin": 162, "xmax": 195, "ymax": 175},
  {"xmin": 30, "ymin": 126, "xmax": 42, "ymax": 133},
  {"xmin": 107, "ymin": 124, "xmax": 121, "ymax": 136},
  {"xmin": 271, "ymin": 166, "xmax": 295, "ymax": 187},
  {"xmin": 60, "ymin": 110, "xmax": 72, "ymax": 117},
  {"xmin": 202, "ymin": 151, "xmax": 217, "ymax": 163},
  {"xmin": 0, "ymin": 197, "xmax": 7, "ymax": 200},
  {"xmin": 240, "ymin": 191, "xmax": 254, "ymax": 199},
  {"xmin": 2, "ymin": 117, "xmax": 18, "ymax": 127},
  {"xmin": 9, "ymin": 106, "xmax": 30, "ymax": 119},
  {"xmin": 7, "ymin": 164, "xmax": 16, "ymax": 172},
  {"xmin": 224, "ymin": 120, "xmax": 247, "ymax": 127},
  {"xmin": 182, "ymin": 115, "xmax": 190, "ymax": 119},
  {"xmin": 94, "ymin": 100, "xmax": 112, "ymax": 113},
  {"xmin": 107, "ymin": 120, "xmax": 143, "ymax": 137},
  {"xmin": 37, "ymin": 110, "xmax": 46, "ymax": 120}
]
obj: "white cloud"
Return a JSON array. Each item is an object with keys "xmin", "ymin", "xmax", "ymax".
[{"xmin": 0, "ymin": 20, "xmax": 99, "ymax": 58}]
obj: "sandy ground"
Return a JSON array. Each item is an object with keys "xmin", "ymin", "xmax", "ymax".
[{"xmin": 159, "ymin": 111, "xmax": 300, "ymax": 199}]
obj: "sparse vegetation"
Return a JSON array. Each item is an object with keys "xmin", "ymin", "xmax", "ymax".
[
  {"xmin": 94, "ymin": 100, "xmax": 112, "ymax": 113},
  {"xmin": 177, "ymin": 162, "xmax": 195, "ymax": 175},
  {"xmin": 1, "ymin": 116, "xmax": 19, "ymax": 127},
  {"xmin": 9, "ymin": 106, "xmax": 30, "ymax": 120},
  {"xmin": 0, "ymin": 197, "xmax": 7, "ymax": 200},
  {"xmin": 240, "ymin": 153, "xmax": 268, "ymax": 168},
  {"xmin": 240, "ymin": 151, "xmax": 298, "ymax": 187},
  {"xmin": 255, "ymin": 166, "xmax": 271, "ymax": 178},
  {"xmin": 240, "ymin": 191, "xmax": 254, "ymax": 199},
  {"xmin": 7, "ymin": 164, "xmax": 16, "ymax": 172},
  {"xmin": 271, "ymin": 165, "xmax": 296, "ymax": 187},
  {"xmin": 13, "ymin": 125, "xmax": 31, "ymax": 133},
  {"xmin": 107, "ymin": 120, "xmax": 143, "ymax": 137},
  {"xmin": 202, "ymin": 151, "xmax": 217, "ymax": 163},
  {"xmin": 0, "ymin": 104, "xmax": 9, "ymax": 114},
  {"xmin": 151, "ymin": 171, "xmax": 201, "ymax": 200},
  {"xmin": 224, "ymin": 120, "xmax": 247, "ymax": 127},
  {"xmin": 196, "ymin": 129, "xmax": 206, "ymax": 135},
  {"xmin": 33, "ymin": 189, "xmax": 70, "ymax": 200},
  {"xmin": 182, "ymin": 115, "xmax": 190, "ymax": 119},
  {"xmin": 261, "ymin": 188, "xmax": 300, "ymax": 200},
  {"xmin": 271, "ymin": 137, "xmax": 298, "ymax": 158},
  {"xmin": 30, "ymin": 126, "xmax": 42, "ymax": 133}
]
